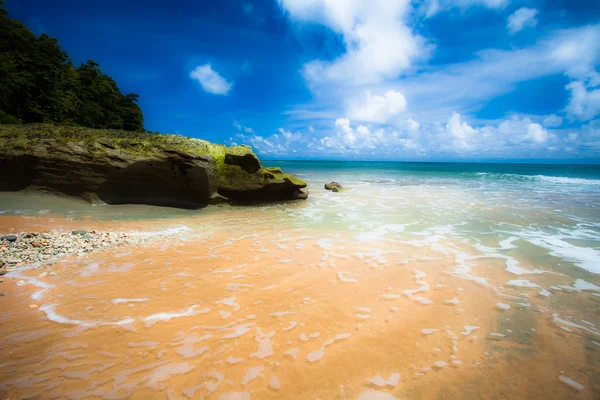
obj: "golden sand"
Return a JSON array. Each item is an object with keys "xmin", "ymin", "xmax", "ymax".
[{"xmin": 0, "ymin": 214, "xmax": 598, "ymax": 399}]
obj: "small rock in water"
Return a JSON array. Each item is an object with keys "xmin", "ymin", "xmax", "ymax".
[{"xmin": 324, "ymin": 181, "xmax": 343, "ymax": 191}]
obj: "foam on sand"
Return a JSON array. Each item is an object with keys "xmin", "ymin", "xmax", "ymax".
[
  {"xmin": 241, "ymin": 366, "xmax": 264, "ymax": 385},
  {"xmin": 525, "ymin": 233, "xmax": 600, "ymax": 274},
  {"xmin": 112, "ymin": 298, "xmax": 150, "ymax": 305},
  {"xmin": 367, "ymin": 373, "xmax": 400, "ymax": 388},
  {"xmin": 144, "ymin": 305, "xmax": 210, "ymax": 327},
  {"xmin": 461, "ymin": 326, "xmax": 479, "ymax": 336},
  {"xmin": 356, "ymin": 390, "xmax": 400, "ymax": 400},
  {"xmin": 250, "ymin": 329, "xmax": 275, "ymax": 359},
  {"xmin": 306, "ymin": 333, "xmax": 351, "ymax": 363},
  {"xmin": 559, "ymin": 376, "xmax": 585, "ymax": 391},
  {"xmin": 338, "ymin": 271, "xmax": 357, "ymax": 283}
]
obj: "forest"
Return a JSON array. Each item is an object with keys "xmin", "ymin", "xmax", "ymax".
[{"xmin": 0, "ymin": 1, "xmax": 145, "ymax": 131}]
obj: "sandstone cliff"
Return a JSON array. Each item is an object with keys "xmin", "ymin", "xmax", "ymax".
[{"xmin": 0, "ymin": 124, "xmax": 308, "ymax": 208}]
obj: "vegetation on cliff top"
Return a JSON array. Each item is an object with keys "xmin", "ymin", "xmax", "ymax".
[
  {"xmin": 0, "ymin": 123, "xmax": 226, "ymax": 158},
  {"xmin": 0, "ymin": 1, "xmax": 144, "ymax": 131}
]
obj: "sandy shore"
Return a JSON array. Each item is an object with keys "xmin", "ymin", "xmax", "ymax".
[{"xmin": 0, "ymin": 213, "xmax": 598, "ymax": 399}]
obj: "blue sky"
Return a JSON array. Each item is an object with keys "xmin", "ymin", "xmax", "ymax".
[{"xmin": 6, "ymin": 0, "xmax": 600, "ymax": 162}]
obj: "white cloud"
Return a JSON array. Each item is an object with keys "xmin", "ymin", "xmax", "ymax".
[
  {"xmin": 347, "ymin": 90, "xmax": 407, "ymax": 123},
  {"xmin": 423, "ymin": 0, "xmax": 509, "ymax": 17},
  {"xmin": 565, "ymin": 81, "xmax": 600, "ymax": 121},
  {"xmin": 526, "ymin": 123, "xmax": 548, "ymax": 143},
  {"xmin": 507, "ymin": 8, "xmax": 539, "ymax": 35},
  {"xmin": 284, "ymin": 24, "xmax": 600, "ymax": 130},
  {"xmin": 278, "ymin": 127, "xmax": 295, "ymax": 139},
  {"xmin": 190, "ymin": 64, "xmax": 232, "ymax": 95},
  {"xmin": 278, "ymin": 0, "xmax": 430, "ymax": 85},
  {"xmin": 232, "ymin": 113, "xmax": 576, "ymax": 160},
  {"xmin": 543, "ymin": 114, "xmax": 563, "ymax": 127},
  {"xmin": 407, "ymin": 118, "xmax": 420, "ymax": 132},
  {"xmin": 370, "ymin": 24, "xmax": 600, "ymax": 121},
  {"xmin": 446, "ymin": 112, "xmax": 477, "ymax": 150},
  {"xmin": 233, "ymin": 120, "xmax": 256, "ymax": 134}
]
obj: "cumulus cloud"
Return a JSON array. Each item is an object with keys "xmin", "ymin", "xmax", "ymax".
[
  {"xmin": 507, "ymin": 7, "xmax": 539, "ymax": 35},
  {"xmin": 278, "ymin": 0, "xmax": 430, "ymax": 85},
  {"xmin": 347, "ymin": 90, "xmax": 407, "ymax": 123},
  {"xmin": 363, "ymin": 24, "xmax": 600, "ymax": 122},
  {"xmin": 273, "ymin": 5, "xmax": 597, "ymax": 161},
  {"xmin": 446, "ymin": 112, "xmax": 477, "ymax": 150},
  {"xmin": 526, "ymin": 123, "xmax": 548, "ymax": 143},
  {"xmin": 190, "ymin": 64, "xmax": 232, "ymax": 95},
  {"xmin": 565, "ymin": 81, "xmax": 600, "ymax": 121},
  {"xmin": 283, "ymin": 23, "xmax": 600, "ymax": 132},
  {"xmin": 229, "ymin": 113, "xmax": 577, "ymax": 160}
]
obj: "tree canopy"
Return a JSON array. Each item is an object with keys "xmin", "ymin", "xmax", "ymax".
[{"xmin": 0, "ymin": 3, "xmax": 144, "ymax": 131}]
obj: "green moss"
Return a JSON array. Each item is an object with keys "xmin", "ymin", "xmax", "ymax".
[{"xmin": 0, "ymin": 123, "xmax": 228, "ymax": 159}]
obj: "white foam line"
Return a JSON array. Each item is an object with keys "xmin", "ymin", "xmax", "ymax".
[
  {"xmin": 132, "ymin": 226, "xmax": 191, "ymax": 237},
  {"xmin": 553, "ymin": 314, "xmax": 600, "ymax": 337},
  {"xmin": 144, "ymin": 305, "xmax": 210, "ymax": 327},
  {"xmin": 112, "ymin": 298, "xmax": 150, "ymax": 305},
  {"xmin": 40, "ymin": 304, "xmax": 135, "ymax": 328}
]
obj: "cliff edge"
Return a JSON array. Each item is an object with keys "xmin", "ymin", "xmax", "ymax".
[{"xmin": 0, "ymin": 124, "xmax": 308, "ymax": 208}]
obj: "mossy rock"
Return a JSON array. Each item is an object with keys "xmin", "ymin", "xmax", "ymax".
[{"xmin": 0, "ymin": 123, "xmax": 308, "ymax": 208}]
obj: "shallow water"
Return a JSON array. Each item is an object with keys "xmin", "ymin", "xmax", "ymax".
[{"xmin": 1, "ymin": 161, "xmax": 599, "ymax": 399}]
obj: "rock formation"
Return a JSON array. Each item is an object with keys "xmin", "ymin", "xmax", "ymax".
[
  {"xmin": 324, "ymin": 181, "xmax": 343, "ymax": 192},
  {"xmin": 0, "ymin": 124, "xmax": 308, "ymax": 208}
]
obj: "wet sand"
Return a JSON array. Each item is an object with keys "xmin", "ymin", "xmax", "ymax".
[{"xmin": 1, "ymin": 213, "xmax": 599, "ymax": 399}]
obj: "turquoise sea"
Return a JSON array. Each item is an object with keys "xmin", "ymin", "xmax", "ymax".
[{"xmin": 263, "ymin": 161, "xmax": 600, "ymax": 273}]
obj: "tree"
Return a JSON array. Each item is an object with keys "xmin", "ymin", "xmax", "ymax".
[{"xmin": 0, "ymin": 7, "xmax": 144, "ymax": 131}]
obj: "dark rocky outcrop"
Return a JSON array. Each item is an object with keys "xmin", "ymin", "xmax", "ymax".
[{"xmin": 0, "ymin": 124, "xmax": 308, "ymax": 208}]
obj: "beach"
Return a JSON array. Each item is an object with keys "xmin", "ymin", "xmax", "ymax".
[{"xmin": 1, "ymin": 161, "xmax": 599, "ymax": 399}]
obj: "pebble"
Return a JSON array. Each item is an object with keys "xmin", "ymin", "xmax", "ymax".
[
  {"xmin": 1, "ymin": 235, "xmax": 17, "ymax": 242},
  {"xmin": 0, "ymin": 230, "xmax": 154, "ymax": 270},
  {"xmin": 0, "ymin": 292, "xmax": 7, "ymax": 296}
]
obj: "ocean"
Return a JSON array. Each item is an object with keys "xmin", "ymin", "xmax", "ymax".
[{"xmin": 1, "ymin": 161, "xmax": 599, "ymax": 399}]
